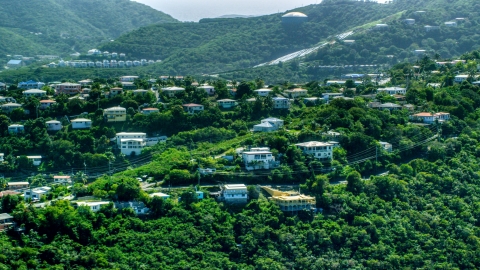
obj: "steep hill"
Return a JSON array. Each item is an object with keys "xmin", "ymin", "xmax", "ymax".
[
  {"xmin": 99, "ymin": 1, "xmax": 406, "ymax": 75},
  {"xmin": 0, "ymin": 0, "xmax": 177, "ymax": 56},
  {"xmin": 215, "ymin": 0, "xmax": 480, "ymax": 82}
]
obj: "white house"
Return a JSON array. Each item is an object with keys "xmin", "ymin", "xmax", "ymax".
[
  {"xmin": 197, "ymin": 85, "xmax": 215, "ymax": 95},
  {"xmin": 183, "ymin": 103, "xmax": 204, "ymax": 114},
  {"xmin": 253, "ymin": 118, "xmax": 284, "ymax": 132},
  {"xmin": 26, "ymin": 156, "xmax": 42, "ymax": 166},
  {"xmin": 76, "ymin": 201, "xmax": 111, "ymax": 212},
  {"xmin": 0, "ymin": 96, "xmax": 16, "ymax": 103},
  {"xmin": 254, "ymin": 89, "xmax": 273, "ymax": 97},
  {"xmin": 322, "ymin": 93, "xmax": 344, "ymax": 103},
  {"xmin": 242, "ymin": 148, "xmax": 278, "ymax": 171},
  {"xmin": 17, "ymin": 80, "xmax": 45, "ymax": 90},
  {"xmin": 46, "ymin": 120, "xmax": 62, "ymax": 131},
  {"xmin": 24, "ymin": 187, "xmax": 51, "ymax": 201},
  {"xmin": 161, "ymin": 86, "xmax": 185, "ymax": 97},
  {"xmin": 377, "ymin": 87, "xmax": 407, "ymax": 95},
  {"xmin": 0, "ymin": 153, "xmax": 3, "ymax": 162},
  {"xmin": 455, "ymin": 75, "xmax": 469, "ymax": 83},
  {"xmin": 53, "ymin": 176, "xmax": 72, "ymax": 185},
  {"xmin": 8, "ymin": 124, "xmax": 24, "ymax": 133},
  {"xmin": 23, "ymin": 89, "xmax": 46, "ymax": 98},
  {"xmin": 39, "ymin": 100, "xmax": 56, "ymax": 110},
  {"xmin": 273, "ymin": 97, "xmax": 290, "ymax": 109},
  {"xmin": 295, "ymin": 141, "xmax": 333, "ymax": 162},
  {"xmin": 444, "ymin": 21, "xmax": 457, "ymax": 27},
  {"xmin": 71, "ymin": 118, "xmax": 92, "ymax": 129},
  {"xmin": 116, "ymin": 132, "xmax": 147, "ymax": 156},
  {"xmin": 0, "ymin": 103, "xmax": 22, "ymax": 113},
  {"xmin": 379, "ymin": 141, "xmax": 393, "ymax": 152},
  {"xmin": 120, "ymin": 76, "xmax": 139, "ymax": 82},
  {"xmin": 220, "ymin": 184, "xmax": 248, "ymax": 203},
  {"xmin": 253, "ymin": 121, "xmax": 276, "ymax": 132},
  {"xmin": 261, "ymin": 118, "xmax": 284, "ymax": 129},
  {"xmin": 217, "ymin": 99, "xmax": 237, "ymax": 109}
]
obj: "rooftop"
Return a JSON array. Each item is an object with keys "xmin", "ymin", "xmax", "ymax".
[
  {"xmin": 282, "ymin": 12, "xmax": 308, "ymax": 18},
  {"xmin": 224, "ymin": 184, "xmax": 247, "ymax": 190},
  {"xmin": 296, "ymin": 141, "xmax": 333, "ymax": 147}
]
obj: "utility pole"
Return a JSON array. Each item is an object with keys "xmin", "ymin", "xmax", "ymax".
[{"xmin": 375, "ymin": 145, "xmax": 378, "ymax": 174}]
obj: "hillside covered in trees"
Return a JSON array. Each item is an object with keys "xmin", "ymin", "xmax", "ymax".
[
  {"xmin": 99, "ymin": 1, "xmax": 405, "ymax": 75},
  {"xmin": 2, "ymin": 52, "xmax": 480, "ymax": 267},
  {"xmin": 0, "ymin": 0, "xmax": 177, "ymax": 57}
]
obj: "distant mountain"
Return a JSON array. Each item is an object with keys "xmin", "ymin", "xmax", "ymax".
[
  {"xmin": 0, "ymin": 0, "xmax": 177, "ymax": 57},
  {"xmin": 99, "ymin": 1, "xmax": 407, "ymax": 75},
  {"xmin": 229, "ymin": 0, "xmax": 480, "ymax": 82}
]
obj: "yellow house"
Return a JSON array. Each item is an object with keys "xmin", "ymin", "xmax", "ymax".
[
  {"xmin": 261, "ymin": 186, "xmax": 316, "ymax": 212},
  {"xmin": 104, "ymin": 106, "xmax": 126, "ymax": 122}
]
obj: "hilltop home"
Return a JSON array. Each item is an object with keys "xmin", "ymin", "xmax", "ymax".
[
  {"xmin": 39, "ymin": 100, "xmax": 56, "ymax": 109},
  {"xmin": 182, "ymin": 103, "xmax": 204, "ymax": 114},
  {"xmin": 410, "ymin": 112, "xmax": 450, "ymax": 124},
  {"xmin": 8, "ymin": 124, "xmax": 24, "ymax": 134},
  {"xmin": 161, "ymin": 86, "xmax": 185, "ymax": 97},
  {"xmin": 104, "ymin": 106, "xmax": 126, "ymax": 122},
  {"xmin": 142, "ymin": 107, "xmax": 159, "ymax": 114},
  {"xmin": 23, "ymin": 89, "xmax": 46, "ymax": 98},
  {"xmin": 55, "ymin": 83, "xmax": 81, "ymax": 95},
  {"xmin": 242, "ymin": 148, "xmax": 278, "ymax": 171},
  {"xmin": 0, "ymin": 96, "xmax": 16, "ymax": 103},
  {"xmin": 273, "ymin": 97, "xmax": 290, "ymax": 109},
  {"xmin": 18, "ymin": 80, "xmax": 45, "ymax": 90},
  {"xmin": 455, "ymin": 75, "xmax": 470, "ymax": 83},
  {"xmin": 379, "ymin": 141, "xmax": 393, "ymax": 152},
  {"xmin": 197, "ymin": 85, "xmax": 215, "ymax": 95},
  {"xmin": 220, "ymin": 184, "xmax": 248, "ymax": 203},
  {"xmin": 217, "ymin": 99, "xmax": 237, "ymax": 109},
  {"xmin": 76, "ymin": 201, "xmax": 111, "ymax": 212},
  {"xmin": 284, "ymin": 88, "xmax": 308, "ymax": 98},
  {"xmin": 262, "ymin": 186, "xmax": 316, "ymax": 212},
  {"xmin": 120, "ymin": 76, "xmax": 139, "ymax": 82},
  {"xmin": 26, "ymin": 156, "xmax": 42, "ymax": 166},
  {"xmin": 53, "ymin": 176, "xmax": 72, "ymax": 185},
  {"xmin": 24, "ymin": 187, "xmax": 51, "ymax": 201},
  {"xmin": 369, "ymin": 102, "xmax": 402, "ymax": 111},
  {"xmin": 295, "ymin": 141, "xmax": 333, "ymax": 162},
  {"xmin": 121, "ymin": 82, "xmax": 137, "ymax": 90},
  {"xmin": 71, "ymin": 118, "xmax": 92, "ymax": 129},
  {"xmin": 7, "ymin": 182, "xmax": 29, "ymax": 191},
  {"xmin": 253, "ymin": 118, "xmax": 284, "ymax": 132},
  {"xmin": 46, "ymin": 120, "xmax": 62, "ymax": 131},
  {"xmin": 116, "ymin": 132, "xmax": 147, "ymax": 156},
  {"xmin": 0, "ymin": 213, "xmax": 15, "ymax": 232},
  {"xmin": 78, "ymin": 79, "xmax": 92, "ymax": 86},
  {"xmin": 377, "ymin": 87, "xmax": 406, "ymax": 95},
  {"xmin": 1, "ymin": 103, "xmax": 22, "ymax": 113},
  {"xmin": 108, "ymin": 87, "xmax": 123, "ymax": 98},
  {"xmin": 115, "ymin": 202, "xmax": 150, "ymax": 215},
  {"xmin": 254, "ymin": 89, "xmax": 273, "ymax": 97}
]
